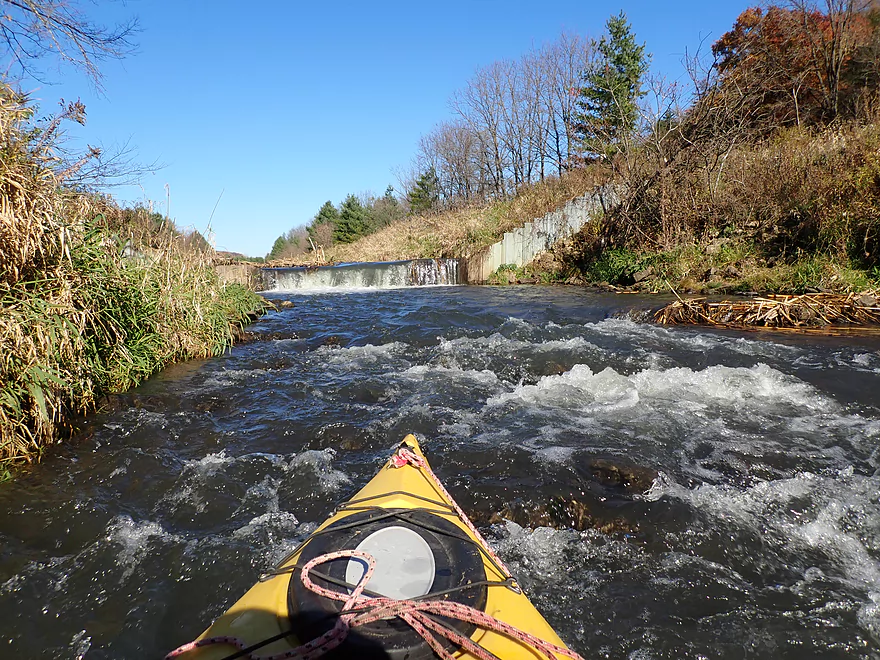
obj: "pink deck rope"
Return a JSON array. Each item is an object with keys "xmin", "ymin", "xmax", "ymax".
[{"xmin": 165, "ymin": 444, "xmax": 585, "ymax": 660}]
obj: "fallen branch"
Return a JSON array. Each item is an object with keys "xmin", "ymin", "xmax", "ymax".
[{"xmin": 654, "ymin": 291, "xmax": 880, "ymax": 328}]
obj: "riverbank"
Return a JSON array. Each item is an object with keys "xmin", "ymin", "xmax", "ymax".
[
  {"xmin": 321, "ymin": 117, "xmax": 880, "ymax": 301},
  {"xmin": 4, "ymin": 286, "xmax": 878, "ymax": 658},
  {"xmin": 324, "ymin": 167, "xmax": 606, "ymax": 265},
  {"xmin": 0, "ymin": 87, "xmax": 268, "ymax": 470}
]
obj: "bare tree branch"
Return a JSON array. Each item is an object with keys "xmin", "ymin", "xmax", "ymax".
[{"xmin": 0, "ymin": 0, "xmax": 138, "ymax": 89}]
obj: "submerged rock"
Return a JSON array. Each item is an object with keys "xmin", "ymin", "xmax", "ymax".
[
  {"xmin": 587, "ymin": 458, "xmax": 659, "ymax": 493},
  {"xmin": 236, "ymin": 330, "xmax": 300, "ymax": 343},
  {"xmin": 485, "ymin": 496, "xmax": 639, "ymax": 535}
]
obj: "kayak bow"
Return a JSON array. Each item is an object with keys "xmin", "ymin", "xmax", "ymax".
[{"xmin": 168, "ymin": 435, "xmax": 581, "ymax": 660}]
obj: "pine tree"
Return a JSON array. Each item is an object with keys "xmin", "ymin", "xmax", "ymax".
[
  {"xmin": 307, "ymin": 201, "xmax": 339, "ymax": 246},
  {"xmin": 576, "ymin": 12, "xmax": 650, "ymax": 159},
  {"xmin": 333, "ymin": 195, "xmax": 370, "ymax": 243},
  {"xmin": 313, "ymin": 201, "xmax": 339, "ymax": 226},
  {"xmin": 407, "ymin": 168, "xmax": 439, "ymax": 215},
  {"xmin": 267, "ymin": 235, "xmax": 289, "ymax": 260},
  {"xmin": 368, "ymin": 185, "xmax": 404, "ymax": 230}
]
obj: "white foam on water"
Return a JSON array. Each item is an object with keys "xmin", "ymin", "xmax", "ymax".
[
  {"xmin": 286, "ymin": 448, "xmax": 351, "ymax": 492},
  {"xmin": 627, "ymin": 650, "xmax": 658, "ymax": 660},
  {"xmin": 433, "ymin": 334, "xmax": 605, "ymax": 378},
  {"xmin": 232, "ymin": 509, "xmax": 300, "ymax": 541},
  {"xmin": 437, "ymin": 420, "xmax": 475, "ymax": 437},
  {"xmin": 586, "ymin": 318, "xmax": 803, "ymax": 360},
  {"xmin": 502, "ymin": 316, "xmax": 537, "ymax": 330},
  {"xmin": 69, "ymin": 629, "xmax": 91, "ymax": 660},
  {"xmin": 438, "ymin": 334, "xmax": 598, "ymax": 355},
  {"xmin": 648, "ymin": 468, "xmax": 880, "ymax": 641},
  {"xmin": 0, "ymin": 554, "xmax": 71, "ymax": 596},
  {"xmin": 487, "ymin": 362, "xmax": 833, "ymax": 415},
  {"xmin": 190, "ymin": 450, "xmax": 232, "ymax": 471},
  {"xmin": 202, "ymin": 367, "xmax": 270, "ymax": 389},
  {"xmin": 270, "ymin": 285, "xmax": 460, "ymax": 294},
  {"xmin": 161, "ymin": 451, "xmax": 294, "ymax": 519},
  {"xmin": 162, "ymin": 451, "xmax": 233, "ymax": 513},
  {"xmin": 400, "ymin": 364, "xmax": 500, "ymax": 387},
  {"xmin": 106, "ymin": 515, "xmax": 179, "ymax": 580},
  {"xmin": 489, "ymin": 521, "xmax": 646, "ymax": 619},
  {"xmin": 317, "ymin": 342, "xmax": 407, "ymax": 366},
  {"xmin": 104, "ymin": 409, "xmax": 174, "ymax": 436},
  {"xmin": 845, "ymin": 350, "xmax": 880, "ymax": 374},
  {"xmin": 533, "ymin": 445, "xmax": 578, "ymax": 465},
  {"xmin": 492, "ymin": 520, "xmax": 583, "ymax": 580}
]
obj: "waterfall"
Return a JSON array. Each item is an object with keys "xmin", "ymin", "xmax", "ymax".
[{"xmin": 263, "ymin": 259, "xmax": 462, "ymax": 291}]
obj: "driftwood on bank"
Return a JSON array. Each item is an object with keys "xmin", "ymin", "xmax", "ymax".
[{"xmin": 655, "ymin": 292, "xmax": 880, "ymax": 328}]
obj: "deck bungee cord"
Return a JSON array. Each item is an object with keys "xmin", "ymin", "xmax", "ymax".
[{"xmin": 167, "ymin": 437, "xmax": 585, "ymax": 660}]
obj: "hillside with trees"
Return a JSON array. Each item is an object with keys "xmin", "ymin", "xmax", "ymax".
[{"xmin": 282, "ymin": 1, "xmax": 880, "ymax": 295}]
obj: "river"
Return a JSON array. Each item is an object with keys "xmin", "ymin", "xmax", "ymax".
[{"xmin": 1, "ymin": 285, "xmax": 879, "ymax": 659}]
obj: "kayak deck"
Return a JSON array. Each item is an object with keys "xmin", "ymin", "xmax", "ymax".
[{"xmin": 171, "ymin": 435, "xmax": 574, "ymax": 659}]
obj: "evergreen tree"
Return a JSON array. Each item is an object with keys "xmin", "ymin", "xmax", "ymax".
[
  {"xmin": 313, "ymin": 201, "xmax": 340, "ymax": 226},
  {"xmin": 576, "ymin": 12, "xmax": 650, "ymax": 159},
  {"xmin": 368, "ymin": 185, "xmax": 404, "ymax": 229},
  {"xmin": 307, "ymin": 201, "xmax": 339, "ymax": 247},
  {"xmin": 267, "ymin": 234, "xmax": 289, "ymax": 260},
  {"xmin": 407, "ymin": 168, "xmax": 439, "ymax": 215},
  {"xmin": 333, "ymin": 195, "xmax": 370, "ymax": 243}
]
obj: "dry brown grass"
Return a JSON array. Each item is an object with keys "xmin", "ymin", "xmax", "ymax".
[
  {"xmin": 655, "ymin": 291, "xmax": 880, "ymax": 327},
  {"xmin": 614, "ymin": 119, "xmax": 880, "ymax": 264},
  {"xmin": 328, "ymin": 167, "xmax": 607, "ymax": 263},
  {"xmin": 0, "ymin": 84, "xmax": 266, "ymax": 467}
]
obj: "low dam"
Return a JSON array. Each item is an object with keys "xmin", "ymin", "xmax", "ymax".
[{"xmin": 263, "ymin": 258, "xmax": 462, "ymax": 291}]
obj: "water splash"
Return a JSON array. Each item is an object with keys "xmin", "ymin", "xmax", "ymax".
[{"xmin": 265, "ymin": 258, "xmax": 461, "ymax": 291}]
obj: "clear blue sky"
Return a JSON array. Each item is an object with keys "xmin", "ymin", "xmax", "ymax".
[{"xmin": 27, "ymin": 0, "xmax": 749, "ymax": 257}]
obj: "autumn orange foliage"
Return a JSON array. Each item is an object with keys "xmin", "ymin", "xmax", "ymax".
[{"xmin": 711, "ymin": 2, "xmax": 878, "ymax": 126}]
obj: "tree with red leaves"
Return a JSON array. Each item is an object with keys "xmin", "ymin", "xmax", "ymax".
[{"xmin": 712, "ymin": 0, "xmax": 875, "ymax": 125}]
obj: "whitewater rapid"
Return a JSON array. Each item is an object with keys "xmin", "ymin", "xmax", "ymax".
[{"xmin": 0, "ymin": 286, "xmax": 878, "ymax": 659}]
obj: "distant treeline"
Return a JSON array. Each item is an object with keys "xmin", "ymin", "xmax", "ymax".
[
  {"xmin": 266, "ymin": 187, "xmax": 406, "ymax": 261},
  {"xmin": 267, "ymin": 1, "xmax": 880, "ymax": 276},
  {"xmin": 266, "ymin": 31, "xmax": 595, "ymax": 260}
]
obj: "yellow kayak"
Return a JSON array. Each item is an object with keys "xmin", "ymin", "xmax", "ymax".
[{"xmin": 168, "ymin": 435, "xmax": 580, "ymax": 660}]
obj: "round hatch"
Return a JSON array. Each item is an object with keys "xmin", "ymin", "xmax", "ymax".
[{"xmin": 344, "ymin": 525, "xmax": 436, "ymax": 599}]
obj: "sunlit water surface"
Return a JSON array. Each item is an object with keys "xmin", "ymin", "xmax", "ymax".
[{"xmin": 1, "ymin": 286, "xmax": 879, "ymax": 659}]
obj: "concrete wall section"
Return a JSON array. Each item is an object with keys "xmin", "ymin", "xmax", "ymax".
[
  {"xmin": 464, "ymin": 185, "xmax": 620, "ymax": 283},
  {"xmin": 513, "ymin": 229, "xmax": 524, "ymax": 266},
  {"xmin": 502, "ymin": 232, "xmax": 514, "ymax": 265}
]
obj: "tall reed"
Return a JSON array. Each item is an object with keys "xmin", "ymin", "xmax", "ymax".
[{"xmin": 0, "ymin": 84, "xmax": 266, "ymax": 465}]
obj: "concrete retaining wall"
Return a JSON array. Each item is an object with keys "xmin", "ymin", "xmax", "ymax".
[{"xmin": 465, "ymin": 185, "xmax": 619, "ymax": 283}]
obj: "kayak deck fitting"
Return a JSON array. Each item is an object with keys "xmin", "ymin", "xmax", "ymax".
[{"xmin": 167, "ymin": 435, "xmax": 583, "ymax": 660}]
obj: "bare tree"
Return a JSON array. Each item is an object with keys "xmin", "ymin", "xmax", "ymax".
[
  {"xmin": 452, "ymin": 61, "xmax": 510, "ymax": 197},
  {"xmin": 787, "ymin": 0, "xmax": 871, "ymax": 119},
  {"xmin": 412, "ymin": 31, "xmax": 596, "ymax": 209},
  {"xmin": 538, "ymin": 33, "xmax": 595, "ymax": 175},
  {"xmin": 0, "ymin": 0, "xmax": 138, "ymax": 88}
]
